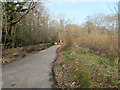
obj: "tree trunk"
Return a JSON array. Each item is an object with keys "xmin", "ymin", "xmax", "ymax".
[{"xmin": 118, "ymin": 2, "xmax": 120, "ymax": 89}]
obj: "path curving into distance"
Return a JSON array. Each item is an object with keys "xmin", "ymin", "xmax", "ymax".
[{"xmin": 2, "ymin": 45, "xmax": 60, "ymax": 88}]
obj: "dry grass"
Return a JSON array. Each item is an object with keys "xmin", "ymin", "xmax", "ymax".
[
  {"xmin": 63, "ymin": 27, "xmax": 118, "ymax": 57},
  {"xmin": 64, "ymin": 27, "xmax": 74, "ymax": 47},
  {"xmin": 76, "ymin": 33, "xmax": 118, "ymax": 55}
]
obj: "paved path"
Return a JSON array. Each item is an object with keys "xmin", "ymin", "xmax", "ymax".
[{"xmin": 2, "ymin": 45, "xmax": 60, "ymax": 88}]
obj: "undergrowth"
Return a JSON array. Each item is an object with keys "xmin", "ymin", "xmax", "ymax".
[{"xmin": 56, "ymin": 46, "xmax": 118, "ymax": 88}]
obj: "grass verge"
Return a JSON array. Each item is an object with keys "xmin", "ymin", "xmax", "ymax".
[{"xmin": 54, "ymin": 46, "xmax": 118, "ymax": 88}]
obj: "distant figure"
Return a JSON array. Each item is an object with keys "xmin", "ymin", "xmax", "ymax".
[{"xmin": 59, "ymin": 40, "xmax": 63, "ymax": 45}]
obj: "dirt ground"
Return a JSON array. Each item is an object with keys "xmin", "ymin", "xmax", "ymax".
[{"xmin": 2, "ymin": 43, "xmax": 52, "ymax": 65}]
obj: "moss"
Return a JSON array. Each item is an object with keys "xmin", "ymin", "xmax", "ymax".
[
  {"xmin": 60, "ymin": 61, "xmax": 64, "ymax": 66},
  {"xmin": 22, "ymin": 54, "xmax": 26, "ymax": 57}
]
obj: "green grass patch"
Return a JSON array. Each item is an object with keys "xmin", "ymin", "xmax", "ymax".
[{"xmin": 58, "ymin": 46, "xmax": 118, "ymax": 88}]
